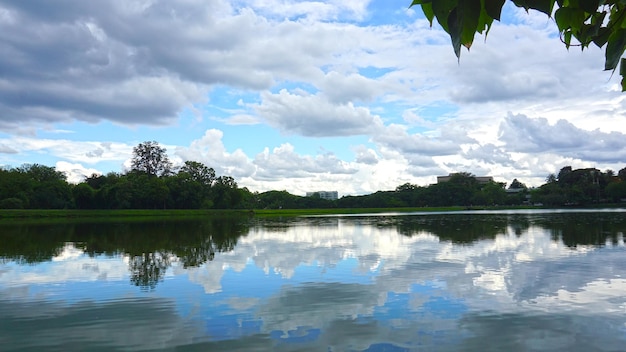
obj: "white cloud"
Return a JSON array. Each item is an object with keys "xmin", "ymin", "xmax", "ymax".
[
  {"xmin": 175, "ymin": 129, "xmax": 255, "ymax": 178},
  {"xmin": 256, "ymin": 89, "xmax": 384, "ymax": 137},
  {"xmin": 319, "ymin": 71, "xmax": 382, "ymax": 103},
  {"xmin": 253, "ymin": 143, "xmax": 357, "ymax": 181},
  {"xmin": 1, "ymin": 0, "xmax": 625, "ymax": 194},
  {"xmin": 499, "ymin": 113, "xmax": 626, "ymax": 163},
  {"xmin": 352, "ymin": 144, "xmax": 378, "ymax": 165},
  {"xmin": 56, "ymin": 161, "xmax": 102, "ymax": 183}
]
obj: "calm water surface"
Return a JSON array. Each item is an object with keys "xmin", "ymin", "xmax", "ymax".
[{"xmin": 2, "ymin": 210, "xmax": 626, "ymax": 351}]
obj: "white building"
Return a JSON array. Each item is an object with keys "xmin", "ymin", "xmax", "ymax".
[{"xmin": 306, "ymin": 191, "xmax": 338, "ymax": 200}]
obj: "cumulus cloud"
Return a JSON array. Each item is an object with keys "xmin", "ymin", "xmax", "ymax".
[
  {"xmin": 446, "ymin": 18, "xmax": 609, "ymax": 104},
  {"xmin": 373, "ymin": 124, "xmax": 461, "ymax": 156},
  {"xmin": 175, "ymin": 129, "xmax": 255, "ymax": 178},
  {"xmin": 0, "ymin": 0, "xmax": 384, "ymax": 131},
  {"xmin": 253, "ymin": 143, "xmax": 357, "ymax": 181},
  {"xmin": 463, "ymin": 143, "xmax": 514, "ymax": 166},
  {"xmin": 351, "ymin": 145, "xmax": 378, "ymax": 165},
  {"xmin": 1, "ymin": 0, "xmax": 626, "ymax": 193},
  {"xmin": 319, "ymin": 71, "xmax": 382, "ymax": 104},
  {"xmin": 56, "ymin": 161, "xmax": 102, "ymax": 183},
  {"xmin": 255, "ymin": 89, "xmax": 384, "ymax": 137},
  {"xmin": 0, "ymin": 143, "xmax": 17, "ymax": 154},
  {"xmin": 499, "ymin": 113, "xmax": 626, "ymax": 163},
  {"xmin": 0, "ymin": 137, "xmax": 131, "ymax": 165}
]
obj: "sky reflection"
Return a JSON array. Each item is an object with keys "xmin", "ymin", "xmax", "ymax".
[{"xmin": 1, "ymin": 213, "xmax": 626, "ymax": 350}]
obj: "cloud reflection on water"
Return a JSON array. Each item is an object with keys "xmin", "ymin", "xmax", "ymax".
[{"xmin": 1, "ymin": 213, "xmax": 626, "ymax": 350}]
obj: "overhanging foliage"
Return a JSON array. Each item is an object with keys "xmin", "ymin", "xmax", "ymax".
[{"xmin": 410, "ymin": 0, "xmax": 626, "ymax": 90}]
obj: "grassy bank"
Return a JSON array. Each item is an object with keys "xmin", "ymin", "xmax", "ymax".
[
  {"xmin": 0, "ymin": 209, "xmax": 253, "ymax": 219},
  {"xmin": 1, "ymin": 204, "xmax": 598, "ymax": 220}
]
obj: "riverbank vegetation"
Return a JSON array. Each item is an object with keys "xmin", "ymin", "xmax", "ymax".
[{"xmin": 2, "ymin": 142, "xmax": 626, "ymax": 212}]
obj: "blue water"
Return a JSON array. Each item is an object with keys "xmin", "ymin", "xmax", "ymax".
[{"xmin": 1, "ymin": 211, "xmax": 626, "ymax": 351}]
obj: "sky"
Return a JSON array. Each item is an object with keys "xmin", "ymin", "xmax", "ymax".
[{"xmin": 1, "ymin": 0, "xmax": 626, "ymax": 196}]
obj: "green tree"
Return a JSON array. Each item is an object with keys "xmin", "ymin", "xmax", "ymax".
[
  {"xmin": 131, "ymin": 141, "xmax": 172, "ymax": 177},
  {"xmin": 508, "ymin": 178, "xmax": 527, "ymax": 189},
  {"xmin": 410, "ymin": 0, "xmax": 626, "ymax": 90},
  {"xmin": 211, "ymin": 176, "xmax": 242, "ymax": 209},
  {"xmin": 165, "ymin": 173, "xmax": 206, "ymax": 209},
  {"xmin": 474, "ymin": 181, "xmax": 507, "ymax": 205},
  {"xmin": 18, "ymin": 164, "xmax": 72, "ymax": 209},
  {"xmin": 73, "ymin": 183, "xmax": 96, "ymax": 209},
  {"xmin": 619, "ymin": 167, "xmax": 626, "ymax": 181},
  {"xmin": 179, "ymin": 161, "xmax": 216, "ymax": 185},
  {"xmin": 606, "ymin": 180, "xmax": 626, "ymax": 202}
]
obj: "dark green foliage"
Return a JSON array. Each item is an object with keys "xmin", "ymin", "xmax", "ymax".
[
  {"xmin": 131, "ymin": 141, "xmax": 172, "ymax": 176},
  {"xmin": 533, "ymin": 166, "xmax": 617, "ymax": 205},
  {"xmin": 72, "ymin": 183, "xmax": 96, "ymax": 209},
  {"xmin": 0, "ymin": 164, "xmax": 72, "ymax": 209},
  {"xmin": 0, "ymin": 216, "xmax": 249, "ymax": 289},
  {"xmin": 509, "ymin": 178, "xmax": 527, "ymax": 189},
  {"xmin": 2, "ymin": 142, "xmax": 626, "ymax": 210},
  {"xmin": 410, "ymin": 0, "xmax": 626, "ymax": 90},
  {"xmin": 0, "ymin": 198, "xmax": 24, "ymax": 209}
]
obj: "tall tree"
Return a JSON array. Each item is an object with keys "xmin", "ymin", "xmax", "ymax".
[
  {"xmin": 410, "ymin": 0, "xmax": 626, "ymax": 90},
  {"xmin": 619, "ymin": 167, "xmax": 626, "ymax": 181},
  {"xmin": 179, "ymin": 161, "xmax": 216, "ymax": 185},
  {"xmin": 130, "ymin": 141, "xmax": 172, "ymax": 177}
]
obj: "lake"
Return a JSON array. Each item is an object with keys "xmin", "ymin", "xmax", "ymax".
[{"xmin": 1, "ymin": 209, "xmax": 626, "ymax": 351}]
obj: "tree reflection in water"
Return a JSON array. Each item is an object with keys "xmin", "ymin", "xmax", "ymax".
[
  {"xmin": 2, "ymin": 211, "xmax": 626, "ymax": 289},
  {"xmin": 0, "ymin": 215, "xmax": 250, "ymax": 290}
]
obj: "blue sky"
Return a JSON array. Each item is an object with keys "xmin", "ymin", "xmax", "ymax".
[{"xmin": 1, "ymin": 0, "xmax": 626, "ymax": 195}]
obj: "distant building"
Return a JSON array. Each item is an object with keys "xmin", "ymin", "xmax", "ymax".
[
  {"xmin": 505, "ymin": 188, "xmax": 526, "ymax": 194},
  {"xmin": 436, "ymin": 173, "xmax": 494, "ymax": 184},
  {"xmin": 306, "ymin": 191, "xmax": 338, "ymax": 200}
]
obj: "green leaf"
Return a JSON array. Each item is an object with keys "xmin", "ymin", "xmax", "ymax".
[
  {"xmin": 590, "ymin": 11, "xmax": 607, "ymax": 31},
  {"xmin": 554, "ymin": 7, "xmax": 573, "ymax": 31},
  {"xmin": 460, "ymin": 0, "xmax": 482, "ymax": 47},
  {"xmin": 477, "ymin": 6, "xmax": 495, "ymax": 35},
  {"xmin": 564, "ymin": 29, "xmax": 572, "ymax": 49},
  {"xmin": 592, "ymin": 27, "xmax": 610, "ymax": 47},
  {"xmin": 578, "ymin": 24, "xmax": 595, "ymax": 48},
  {"xmin": 511, "ymin": 0, "xmax": 529, "ymax": 11},
  {"xmin": 448, "ymin": 7, "xmax": 463, "ymax": 57},
  {"xmin": 433, "ymin": 0, "xmax": 458, "ymax": 33},
  {"xmin": 605, "ymin": 28, "xmax": 626, "ymax": 70},
  {"xmin": 512, "ymin": 0, "xmax": 555, "ymax": 15},
  {"xmin": 567, "ymin": 8, "xmax": 587, "ymax": 32},
  {"xmin": 579, "ymin": 0, "xmax": 600, "ymax": 14},
  {"xmin": 484, "ymin": 0, "xmax": 506, "ymax": 20},
  {"xmin": 445, "ymin": 0, "xmax": 482, "ymax": 57},
  {"xmin": 531, "ymin": 0, "xmax": 555, "ymax": 15},
  {"xmin": 421, "ymin": 3, "xmax": 435, "ymax": 25}
]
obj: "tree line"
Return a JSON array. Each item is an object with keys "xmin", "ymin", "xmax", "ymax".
[
  {"xmin": 0, "ymin": 141, "xmax": 245, "ymax": 210},
  {"xmin": 2, "ymin": 141, "xmax": 626, "ymax": 210}
]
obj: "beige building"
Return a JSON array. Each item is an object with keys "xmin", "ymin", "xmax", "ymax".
[
  {"xmin": 306, "ymin": 191, "xmax": 338, "ymax": 200},
  {"xmin": 436, "ymin": 173, "xmax": 494, "ymax": 184}
]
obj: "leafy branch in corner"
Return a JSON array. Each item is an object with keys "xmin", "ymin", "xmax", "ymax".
[{"xmin": 410, "ymin": 0, "xmax": 626, "ymax": 90}]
